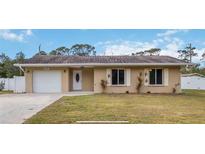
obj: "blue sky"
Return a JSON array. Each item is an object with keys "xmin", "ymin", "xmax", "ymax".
[{"xmin": 0, "ymin": 29, "xmax": 205, "ymax": 64}]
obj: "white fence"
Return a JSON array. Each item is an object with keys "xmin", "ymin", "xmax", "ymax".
[
  {"xmin": 181, "ymin": 76, "xmax": 205, "ymax": 90},
  {"xmin": 0, "ymin": 76, "xmax": 25, "ymax": 93}
]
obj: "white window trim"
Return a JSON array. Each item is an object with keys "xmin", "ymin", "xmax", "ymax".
[
  {"xmin": 148, "ymin": 68, "xmax": 164, "ymax": 86},
  {"xmin": 111, "ymin": 68, "xmax": 126, "ymax": 86}
]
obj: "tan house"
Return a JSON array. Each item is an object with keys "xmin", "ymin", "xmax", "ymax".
[{"xmin": 14, "ymin": 55, "xmax": 189, "ymax": 94}]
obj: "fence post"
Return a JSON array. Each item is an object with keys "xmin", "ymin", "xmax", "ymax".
[
  {"xmin": 14, "ymin": 76, "xmax": 16, "ymax": 93},
  {"xmin": 7, "ymin": 78, "xmax": 9, "ymax": 90}
]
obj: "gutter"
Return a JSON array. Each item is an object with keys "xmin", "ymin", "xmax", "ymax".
[{"xmin": 14, "ymin": 62, "xmax": 192, "ymax": 67}]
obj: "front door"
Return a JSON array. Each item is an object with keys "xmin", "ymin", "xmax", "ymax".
[{"xmin": 73, "ymin": 70, "xmax": 82, "ymax": 90}]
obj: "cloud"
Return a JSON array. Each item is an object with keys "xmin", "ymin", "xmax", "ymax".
[
  {"xmin": 97, "ymin": 35, "xmax": 185, "ymax": 57},
  {"xmin": 0, "ymin": 30, "xmax": 24, "ymax": 42},
  {"xmin": 157, "ymin": 29, "xmax": 189, "ymax": 37},
  {"xmin": 0, "ymin": 29, "xmax": 33, "ymax": 42},
  {"xmin": 24, "ymin": 29, "xmax": 32, "ymax": 36},
  {"xmin": 98, "ymin": 38, "xmax": 205, "ymax": 66},
  {"xmin": 97, "ymin": 40, "xmax": 157, "ymax": 55},
  {"xmin": 153, "ymin": 38, "xmax": 164, "ymax": 44},
  {"xmin": 156, "ymin": 30, "xmax": 188, "ymax": 49},
  {"xmin": 98, "ymin": 30, "xmax": 190, "ymax": 56},
  {"xmin": 161, "ymin": 37, "xmax": 184, "ymax": 57},
  {"xmin": 153, "ymin": 30, "xmax": 189, "ymax": 58},
  {"xmin": 193, "ymin": 48, "xmax": 205, "ymax": 64}
]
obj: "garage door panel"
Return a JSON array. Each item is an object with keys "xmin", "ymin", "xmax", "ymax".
[{"xmin": 33, "ymin": 71, "xmax": 62, "ymax": 93}]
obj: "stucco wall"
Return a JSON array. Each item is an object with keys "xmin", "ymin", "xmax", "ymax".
[
  {"xmin": 25, "ymin": 66, "xmax": 181, "ymax": 93},
  {"xmin": 69, "ymin": 69, "xmax": 73, "ymax": 91},
  {"xmin": 25, "ymin": 68, "xmax": 33, "ymax": 93},
  {"xmin": 82, "ymin": 68, "xmax": 94, "ymax": 91},
  {"xmin": 62, "ymin": 69, "xmax": 69, "ymax": 92},
  {"xmin": 94, "ymin": 67, "xmax": 181, "ymax": 93}
]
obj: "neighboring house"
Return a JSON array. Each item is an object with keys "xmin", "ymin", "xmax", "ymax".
[
  {"xmin": 181, "ymin": 73, "xmax": 205, "ymax": 90},
  {"xmin": 14, "ymin": 55, "xmax": 189, "ymax": 94}
]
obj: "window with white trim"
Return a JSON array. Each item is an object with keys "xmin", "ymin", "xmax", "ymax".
[
  {"xmin": 112, "ymin": 69, "xmax": 125, "ymax": 85},
  {"xmin": 149, "ymin": 69, "xmax": 163, "ymax": 85}
]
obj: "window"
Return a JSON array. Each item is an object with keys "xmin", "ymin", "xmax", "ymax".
[
  {"xmin": 112, "ymin": 69, "xmax": 118, "ymax": 85},
  {"xmin": 149, "ymin": 69, "xmax": 163, "ymax": 85},
  {"xmin": 76, "ymin": 73, "xmax": 80, "ymax": 82},
  {"xmin": 112, "ymin": 69, "xmax": 125, "ymax": 85},
  {"xmin": 119, "ymin": 70, "xmax": 125, "ymax": 84}
]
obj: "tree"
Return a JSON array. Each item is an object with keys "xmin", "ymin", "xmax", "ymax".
[
  {"xmin": 0, "ymin": 53, "xmax": 9, "ymax": 63},
  {"xmin": 177, "ymin": 49, "xmax": 187, "ymax": 61},
  {"xmin": 35, "ymin": 51, "xmax": 47, "ymax": 56},
  {"xmin": 15, "ymin": 51, "xmax": 25, "ymax": 63},
  {"xmin": 15, "ymin": 51, "xmax": 25, "ymax": 75},
  {"xmin": 69, "ymin": 44, "xmax": 96, "ymax": 56},
  {"xmin": 0, "ymin": 53, "xmax": 9, "ymax": 77},
  {"xmin": 144, "ymin": 48, "xmax": 161, "ymax": 56},
  {"xmin": 132, "ymin": 48, "xmax": 161, "ymax": 56},
  {"xmin": 34, "ymin": 44, "xmax": 47, "ymax": 56},
  {"xmin": 132, "ymin": 51, "xmax": 145, "ymax": 56},
  {"xmin": 181, "ymin": 63, "xmax": 205, "ymax": 76},
  {"xmin": 39, "ymin": 44, "xmax": 41, "ymax": 52},
  {"xmin": 49, "ymin": 46, "xmax": 69, "ymax": 56},
  {"xmin": 202, "ymin": 51, "xmax": 205, "ymax": 60},
  {"xmin": 178, "ymin": 43, "xmax": 197, "ymax": 63},
  {"xmin": 0, "ymin": 53, "xmax": 20, "ymax": 78}
]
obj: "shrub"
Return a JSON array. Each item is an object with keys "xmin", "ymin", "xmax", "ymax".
[
  {"xmin": 173, "ymin": 83, "xmax": 180, "ymax": 94},
  {"xmin": 136, "ymin": 72, "xmax": 143, "ymax": 93},
  {"xmin": 101, "ymin": 80, "xmax": 107, "ymax": 93},
  {"xmin": 172, "ymin": 88, "xmax": 176, "ymax": 94},
  {"xmin": 0, "ymin": 81, "xmax": 5, "ymax": 91}
]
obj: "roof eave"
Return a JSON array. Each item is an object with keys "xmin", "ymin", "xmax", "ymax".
[{"xmin": 14, "ymin": 63, "xmax": 191, "ymax": 67}]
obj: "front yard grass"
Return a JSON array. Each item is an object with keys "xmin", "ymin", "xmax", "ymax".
[
  {"xmin": 0, "ymin": 90, "xmax": 13, "ymax": 95},
  {"xmin": 25, "ymin": 90, "xmax": 205, "ymax": 124}
]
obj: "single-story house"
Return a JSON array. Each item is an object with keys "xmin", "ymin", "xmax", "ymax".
[
  {"xmin": 14, "ymin": 55, "xmax": 189, "ymax": 94},
  {"xmin": 181, "ymin": 73, "xmax": 205, "ymax": 90}
]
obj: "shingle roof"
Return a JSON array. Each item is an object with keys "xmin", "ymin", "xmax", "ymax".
[{"xmin": 22, "ymin": 55, "xmax": 186, "ymax": 64}]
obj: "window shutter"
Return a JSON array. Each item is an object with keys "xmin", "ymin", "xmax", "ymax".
[
  {"xmin": 164, "ymin": 68, "xmax": 169, "ymax": 86},
  {"xmin": 126, "ymin": 69, "xmax": 131, "ymax": 86},
  {"xmin": 144, "ymin": 68, "xmax": 149, "ymax": 86},
  {"xmin": 106, "ymin": 69, "xmax": 111, "ymax": 86}
]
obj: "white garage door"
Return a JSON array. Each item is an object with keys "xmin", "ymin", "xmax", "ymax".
[{"xmin": 33, "ymin": 70, "xmax": 62, "ymax": 93}]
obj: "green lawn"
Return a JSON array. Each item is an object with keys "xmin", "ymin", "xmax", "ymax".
[
  {"xmin": 25, "ymin": 90, "xmax": 205, "ymax": 124},
  {"xmin": 0, "ymin": 90, "xmax": 13, "ymax": 95}
]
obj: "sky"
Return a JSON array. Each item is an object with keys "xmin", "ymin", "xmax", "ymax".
[{"xmin": 0, "ymin": 29, "xmax": 205, "ymax": 65}]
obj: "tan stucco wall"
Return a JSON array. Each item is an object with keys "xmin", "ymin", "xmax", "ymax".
[
  {"xmin": 25, "ymin": 67, "xmax": 69, "ymax": 93},
  {"xmin": 62, "ymin": 69, "xmax": 69, "ymax": 92},
  {"xmin": 25, "ymin": 68, "xmax": 33, "ymax": 93},
  {"xmin": 94, "ymin": 67, "xmax": 181, "ymax": 94},
  {"xmin": 25, "ymin": 66, "xmax": 181, "ymax": 94},
  {"xmin": 69, "ymin": 69, "xmax": 73, "ymax": 91},
  {"xmin": 69, "ymin": 68, "xmax": 94, "ymax": 91},
  {"xmin": 82, "ymin": 68, "xmax": 94, "ymax": 91}
]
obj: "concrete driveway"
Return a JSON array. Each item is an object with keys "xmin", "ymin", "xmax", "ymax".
[{"xmin": 0, "ymin": 92, "xmax": 93, "ymax": 124}]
